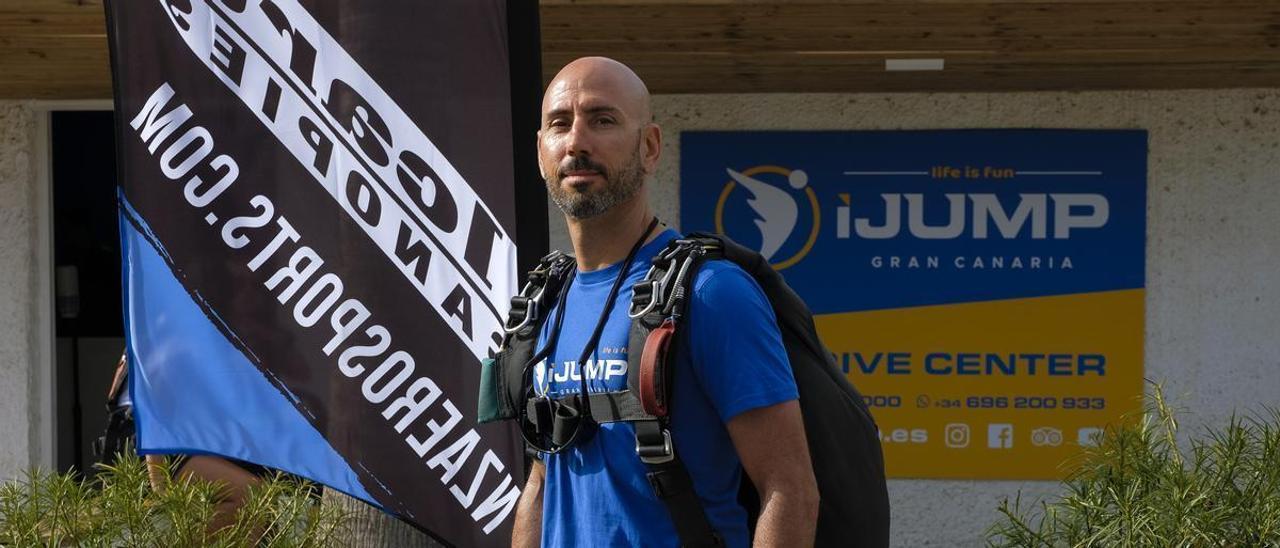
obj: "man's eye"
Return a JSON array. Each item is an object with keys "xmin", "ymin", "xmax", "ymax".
[
  {"xmin": 548, "ymin": 119, "xmax": 569, "ymax": 129},
  {"xmin": 595, "ymin": 118, "xmax": 616, "ymax": 127}
]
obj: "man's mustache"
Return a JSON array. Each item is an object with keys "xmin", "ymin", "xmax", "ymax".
[{"xmin": 558, "ymin": 156, "xmax": 607, "ymax": 178}]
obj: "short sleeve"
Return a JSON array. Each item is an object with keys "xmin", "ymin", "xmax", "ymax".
[{"xmin": 685, "ymin": 263, "xmax": 798, "ymax": 423}]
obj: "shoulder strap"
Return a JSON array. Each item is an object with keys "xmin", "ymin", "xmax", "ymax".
[
  {"xmin": 628, "ymin": 236, "xmax": 723, "ymax": 417},
  {"xmin": 502, "ymin": 250, "xmax": 576, "ymax": 343},
  {"xmin": 628, "ymin": 236, "xmax": 726, "ymax": 547},
  {"xmin": 494, "ymin": 251, "xmax": 577, "ymax": 421}
]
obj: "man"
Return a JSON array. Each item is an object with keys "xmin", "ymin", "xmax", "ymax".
[{"xmin": 512, "ymin": 57, "xmax": 820, "ymax": 547}]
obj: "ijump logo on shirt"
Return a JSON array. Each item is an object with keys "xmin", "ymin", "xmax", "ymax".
[
  {"xmin": 713, "ymin": 166, "xmax": 821, "ymax": 270},
  {"xmin": 534, "ymin": 359, "xmax": 629, "ymax": 396}
]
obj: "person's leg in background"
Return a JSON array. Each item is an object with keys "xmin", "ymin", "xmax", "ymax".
[{"xmin": 145, "ymin": 454, "xmax": 265, "ymax": 536}]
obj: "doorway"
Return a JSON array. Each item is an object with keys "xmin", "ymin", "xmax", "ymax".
[{"xmin": 50, "ymin": 110, "xmax": 122, "ymax": 474}]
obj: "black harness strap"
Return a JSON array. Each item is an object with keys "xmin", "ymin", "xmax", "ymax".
[
  {"xmin": 636, "ymin": 420, "xmax": 723, "ymax": 547},
  {"xmin": 496, "ymin": 251, "xmax": 577, "ymax": 421},
  {"xmin": 628, "ymin": 238, "xmax": 725, "ymax": 548},
  {"xmin": 524, "ymin": 391, "xmax": 650, "ymax": 425}
]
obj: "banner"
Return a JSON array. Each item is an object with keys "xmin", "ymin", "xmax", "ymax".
[
  {"xmin": 681, "ymin": 130, "xmax": 1146, "ymax": 479},
  {"xmin": 106, "ymin": 1, "xmax": 542, "ymax": 544}
]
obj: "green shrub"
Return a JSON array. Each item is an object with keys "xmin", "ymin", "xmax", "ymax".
[
  {"xmin": 988, "ymin": 385, "xmax": 1280, "ymax": 547},
  {"xmin": 0, "ymin": 451, "xmax": 350, "ymax": 547}
]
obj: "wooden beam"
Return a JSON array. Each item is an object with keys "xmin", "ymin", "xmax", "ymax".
[
  {"xmin": 595, "ymin": 65, "xmax": 1280, "ymax": 93},
  {"xmin": 538, "ymin": 3, "xmax": 1280, "ymax": 45},
  {"xmin": 538, "ymin": 1, "xmax": 1280, "ymax": 92},
  {"xmin": 1, "ymin": 0, "xmax": 1278, "ymax": 98},
  {"xmin": 0, "ymin": 34, "xmax": 109, "ymax": 99}
]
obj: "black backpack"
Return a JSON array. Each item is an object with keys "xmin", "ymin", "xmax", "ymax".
[{"xmin": 479, "ymin": 233, "xmax": 890, "ymax": 547}]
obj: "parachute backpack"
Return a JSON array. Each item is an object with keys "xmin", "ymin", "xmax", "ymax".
[{"xmin": 478, "ymin": 233, "xmax": 890, "ymax": 547}]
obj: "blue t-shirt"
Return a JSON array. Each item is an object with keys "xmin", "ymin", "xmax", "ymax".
[{"xmin": 536, "ymin": 230, "xmax": 798, "ymax": 547}]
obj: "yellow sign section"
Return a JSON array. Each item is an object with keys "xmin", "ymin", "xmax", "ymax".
[{"xmin": 817, "ymin": 289, "xmax": 1144, "ymax": 479}]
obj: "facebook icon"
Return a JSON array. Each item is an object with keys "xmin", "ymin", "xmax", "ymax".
[{"xmin": 988, "ymin": 424, "xmax": 1014, "ymax": 449}]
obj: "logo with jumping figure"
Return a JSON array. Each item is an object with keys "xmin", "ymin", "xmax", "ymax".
[{"xmin": 714, "ymin": 166, "xmax": 821, "ymax": 270}]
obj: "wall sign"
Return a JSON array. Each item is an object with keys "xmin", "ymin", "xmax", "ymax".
[{"xmin": 681, "ymin": 130, "xmax": 1146, "ymax": 479}]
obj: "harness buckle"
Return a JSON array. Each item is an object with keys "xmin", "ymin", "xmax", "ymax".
[
  {"xmin": 629, "ymin": 261, "xmax": 679, "ymax": 319},
  {"xmin": 628, "ymin": 270, "xmax": 661, "ymax": 318},
  {"xmin": 636, "ymin": 428, "xmax": 675, "ymax": 464},
  {"xmin": 504, "ymin": 286, "xmax": 544, "ymax": 334},
  {"xmin": 505, "ymin": 253, "xmax": 572, "ymax": 334}
]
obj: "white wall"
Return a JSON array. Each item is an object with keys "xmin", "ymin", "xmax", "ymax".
[
  {"xmin": 543, "ymin": 88, "xmax": 1280, "ymax": 546},
  {"xmin": 0, "ymin": 101, "xmax": 39, "ymax": 475}
]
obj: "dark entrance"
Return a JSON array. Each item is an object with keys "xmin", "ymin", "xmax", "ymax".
[{"xmin": 51, "ymin": 110, "xmax": 122, "ymax": 474}]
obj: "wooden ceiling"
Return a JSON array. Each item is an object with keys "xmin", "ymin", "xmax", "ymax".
[
  {"xmin": 542, "ymin": 0, "xmax": 1280, "ymax": 93},
  {"xmin": 3, "ymin": 0, "xmax": 1279, "ymax": 99}
]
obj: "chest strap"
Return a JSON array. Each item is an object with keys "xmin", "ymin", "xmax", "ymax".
[{"xmin": 524, "ymin": 390, "xmax": 650, "ymax": 427}]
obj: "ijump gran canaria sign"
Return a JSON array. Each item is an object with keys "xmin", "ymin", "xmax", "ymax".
[
  {"xmin": 681, "ymin": 130, "xmax": 1146, "ymax": 479},
  {"xmin": 106, "ymin": 1, "xmax": 543, "ymax": 544}
]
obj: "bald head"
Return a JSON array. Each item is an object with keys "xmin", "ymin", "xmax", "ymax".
[
  {"xmin": 537, "ymin": 57, "xmax": 663, "ymax": 220},
  {"xmin": 542, "ymin": 57, "xmax": 652, "ymax": 124}
]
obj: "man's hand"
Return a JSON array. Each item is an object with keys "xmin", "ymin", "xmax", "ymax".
[
  {"xmin": 512, "ymin": 459, "xmax": 545, "ymax": 548},
  {"xmin": 727, "ymin": 400, "xmax": 820, "ymax": 547}
]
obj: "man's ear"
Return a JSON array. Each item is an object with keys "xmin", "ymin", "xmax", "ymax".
[
  {"xmin": 642, "ymin": 123, "xmax": 662, "ymax": 175},
  {"xmin": 536, "ymin": 130, "xmax": 547, "ymax": 180}
]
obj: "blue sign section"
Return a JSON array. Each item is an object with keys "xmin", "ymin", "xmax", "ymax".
[
  {"xmin": 680, "ymin": 130, "xmax": 1147, "ymax": 314},
  {"xmin": 120, "ymin": 200, "xmax": 374, "ymax": 504}
]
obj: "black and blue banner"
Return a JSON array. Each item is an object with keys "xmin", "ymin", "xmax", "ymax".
[{"xmin": 105, "ymin": 1, "xmax": 543, "ymax": 544}]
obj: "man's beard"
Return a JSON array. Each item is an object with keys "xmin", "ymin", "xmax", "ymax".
[{"xmin": 546, "ymin": 144, "xmax": 645, "ymax": 220}]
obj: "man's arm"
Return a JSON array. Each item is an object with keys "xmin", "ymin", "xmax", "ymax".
[
  {"xmin": 511, "ymin": 459, "xmax": 544, "ymax": 548},
  {"xmin": 727, "ymin": 400, "xmax": 820, "ymax": 547}
]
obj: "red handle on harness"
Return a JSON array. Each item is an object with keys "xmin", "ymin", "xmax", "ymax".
[{"xmin": 639, "ymin": 319, "xmax": 676, "ymax": 417}]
